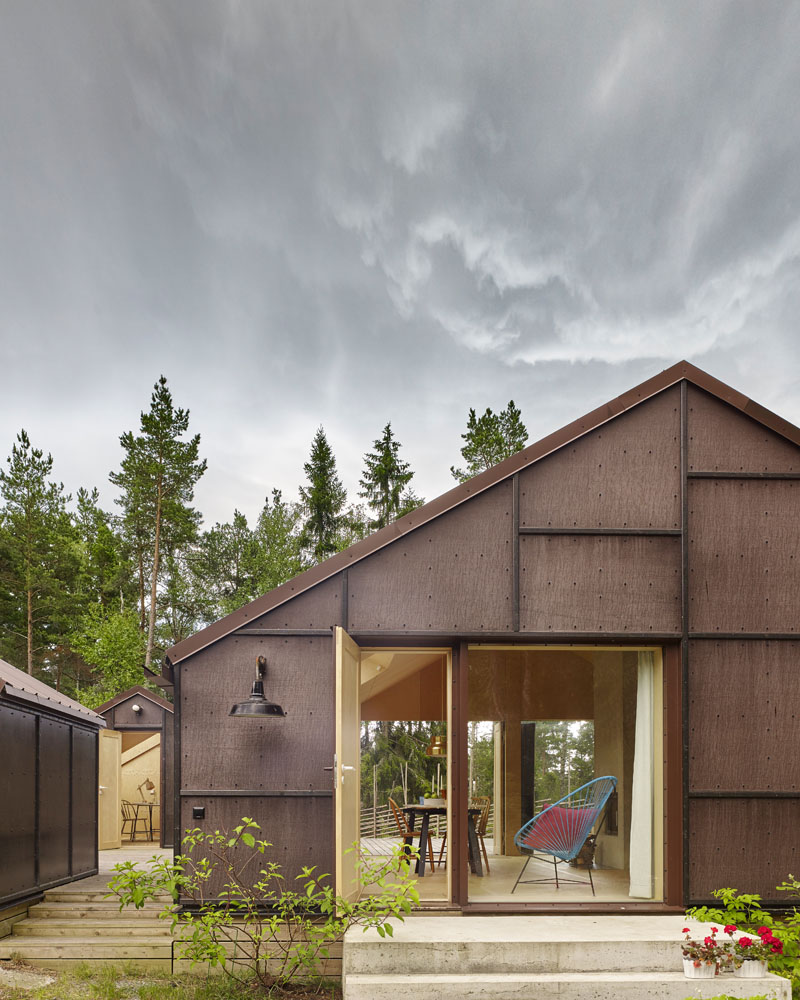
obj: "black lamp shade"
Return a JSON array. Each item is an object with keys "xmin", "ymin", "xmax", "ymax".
[{"xmin": 229, "ymin": 678, "xmax": 285, "ymax": 718}]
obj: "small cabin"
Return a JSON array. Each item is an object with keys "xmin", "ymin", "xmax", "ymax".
[
  {"xmin": 163, "ymin": 361, "xmax": 800, "ymax": 911},
  {"xmin": 95, "ymin": 686, "xmax": 175, "ymax": 849}
]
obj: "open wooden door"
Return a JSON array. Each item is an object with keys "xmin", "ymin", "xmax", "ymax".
[
  {"xmin": 335, "ymin": 627, "xmax": 361, "ymax": 902},
  {"xmin": 98, "ymin": 729, "xmax": 122, "ymax": 850}
]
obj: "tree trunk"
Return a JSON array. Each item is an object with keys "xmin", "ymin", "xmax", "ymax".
[
  {"xmin": 26, "ymin": 587, "xmax": 33, "ymax": 675},
  {"xmin": 138, "ymin": 549, "xmax": 146, "ymax": 631},
  {"xmin": 145, "ymin": 484, "xmax": 162, "ymax": 671}
]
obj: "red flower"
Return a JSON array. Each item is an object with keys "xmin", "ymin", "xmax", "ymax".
[
  {"xmin": 724, "ymin": 924, "xmax": 737, "ymax": 934},
  {"xmin": 704, "ymin": 936, "xmax": 715, "ymax": 947},
  {"xmin": 739, "ymin": 936, "xmax": 754, "ymax": 948},
  {"xmin": 772, "ymin": 942, "xmax": 784, "ymax": 954},
  {"xmin": 757, "ymin": 926, "xmax": 771, "ymax": 937},
  {"xmin": 682, "ymin": 927, "xmax": 690, "ymax": 934},
  {"xmin": 711, "ymin": 927, "xmax": 718, "ymax": 933}
]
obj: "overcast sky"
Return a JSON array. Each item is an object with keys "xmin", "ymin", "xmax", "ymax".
[{"xmin": 2, "ymin": 1, "xmax": 800, "ymax": 526}]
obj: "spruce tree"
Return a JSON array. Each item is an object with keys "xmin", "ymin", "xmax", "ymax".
[
  {"xmin": 450, "ymin": 400, "xmax": 528, "ymax": 482},
  {"xmin": 358, "ymin": 423, "xmax": 420, "ymax": 530},
  {"xmin": 299, "ymin": 427, "xmax": 346, "ymax": 562},
  {"xmin": 0, "ymin": 430, "xmax": 76, "ymax": 675},
  {"xmin": 110, "ymin": 376, "xmax": 206, "ymax": 670}
]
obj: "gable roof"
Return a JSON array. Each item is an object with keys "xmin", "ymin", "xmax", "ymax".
[
  {"xmin": 94, "ymin": 684, "xmax": 174, "ymax": 715},
  {"xmin": 165, "ymin": 360, "xmax": 800, "ymax": 667},
  {"xmin": 0, "ymin": 657, "xmax": 105, "ymax": 726}
]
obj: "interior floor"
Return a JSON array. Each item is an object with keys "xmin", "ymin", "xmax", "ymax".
[{"xmin": 362, "ymin": 837, "xmax": 636, "ymax": 904}]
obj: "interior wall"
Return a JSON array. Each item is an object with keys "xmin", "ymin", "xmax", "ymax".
[{"xmin": 121, "ymin": 734, "xmax": 161, "ymax": 832}]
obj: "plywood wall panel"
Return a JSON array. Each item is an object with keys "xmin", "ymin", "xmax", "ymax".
[
  {"xmin": 348, "ymin": 483, "xmax": 513, "ymax": 632},
  {"xmin": 181, "ymin": 636, "xmax": 334, "ymax": 791},
  {"xmin": 0, "ymin": 706, "xmax": 36, "ymax": 901},
  {"xmin": 687, "ymin": 385, "xmax": 800, "ymax": 472},
  {"xmin": 113, "ymin": 695, "xmax": 164, "ymax": 729},
  {"xmin": 689, "ymin": 640, "xmax": 800, "ymax": 791},
  {"xmin": 38, "ymin": 718, "xmax": 71, "ymax": 885},
  {"xmin": 689, "ymin": 798, "xmax": 799, "ymax": 900},
  {"xmin": 250, "ymin": 577, "xmax": 342, "ymax": 629},
  {"xmin": 689, "ymin": 479, "xmax": 800, "ymax": 632},
  {"xmin": 519, "ymin": 535, "xmax": 681, "ymax": 633},
  {"xmin": 518, "ymin": 387, "xmax": 680, "ymax": 529},
  {"xmin": 71, "ymin": 728, "xmax": 97, "ymax": 875},
  {"xmin": 161, "ymin": 712, "xmax": 175, "ymax": 848},
  {"xmin": 179, "ymin": 796, "xmax": 333, "ymax": 901}
]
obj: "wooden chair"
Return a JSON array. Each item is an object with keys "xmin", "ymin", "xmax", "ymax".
[
  {"xmin": 388, "ymin": 798, "xmax": 436, "ymax": 873},
  {"xmin": 471, "ymin": 795, "xmax": 491, "ymax": 874},
  {"xmin": 121, "ymin": 800, "xmax": 149, "ymax": 842}
]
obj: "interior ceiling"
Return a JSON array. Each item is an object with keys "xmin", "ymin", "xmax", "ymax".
[{"xmin": 360, "ymin": 650, "xmax": 444, "ymax": 702}]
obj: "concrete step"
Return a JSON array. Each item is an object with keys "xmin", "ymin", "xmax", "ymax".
[
  {"xmin": 345, "ymin": 916, "xmax": 718, "ymax": 975},
  {"xmin": 13, "ymin": 919, "xmax": 165, "ymax": 937},
  {"xmin": 343, "ymin": 971, "xmax": 790, "ymax": 1000}
]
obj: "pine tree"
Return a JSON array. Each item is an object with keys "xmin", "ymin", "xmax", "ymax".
[
  {"xmin": 450, "ymin": 400, "xmax": 528, "ymax": 482},
  {"xmin": 0, "ymin": 430, "xmax": 76, "ymax": 675},
  {"xmin": 358, "ymin": 423, "xmax": 420, "ymax": 530},
  {"xmin": 299, "ymin": 427, "xmax": 346, "ymax": 562},
  {"xmin": 110, "ymin": 376, "xmax": 206, "ymax": 670}
]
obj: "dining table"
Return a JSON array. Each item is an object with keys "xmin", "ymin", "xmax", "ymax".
[
  {"xmin": 132, "ymin": 801, "xmax": 160, "ymax": 842},
  {"xmin": 402, "ymin": 804, "xmax": 483, "ymax": 877}
]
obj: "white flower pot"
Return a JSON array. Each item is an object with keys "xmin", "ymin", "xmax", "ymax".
[
  {"xmin": 683, "ymin": 958, "xmax": 716, "ymax": 979},
  {"xmin": 735, "ymin": 959, "xmax": 768, "ymax": 978}
]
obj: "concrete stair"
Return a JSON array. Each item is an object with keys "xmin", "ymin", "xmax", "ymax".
[
  {"xmin": 343, "ymin": 916, "xmax": 791, "ymax": 999},
  {"xmin": 0, "ymin": 888, "xmax": 173, "ymax": 970}
]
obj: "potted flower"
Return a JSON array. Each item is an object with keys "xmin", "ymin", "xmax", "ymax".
[
  {"xmin": 725, "ymin": 924, "xmax": 782, "ymax": 978},
  {"xmin": 681, "ymin": 925, "xmax": 731, "ymax": 978}
]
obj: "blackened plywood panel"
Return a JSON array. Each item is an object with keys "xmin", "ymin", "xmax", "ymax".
[
  {"xmin": 38, "ymin": 717, "xmax": 71, "ymax": 884},
  {"xmin": 689, "ymin": 479, "xmax": 800, "ymax": 632},
  {"xmin": 689, "ymin": 640, "xmax": 800, "ymax": 792},
  {"xmin": 71, "ymin": 728, "xmax": 97, "ymax": 875},
  {"xmin": 689, "ymin": 798, "xmax": 800, "ymax": 901},
  {"xmin": 179, "ymin": 796, "xmax": 333, "ymax": 901},
  {"xmin": 250, "ymin": 577, "xmax": 342, "ymax": 629},
  {"xmin": 518, "ymin": 387, "xmax": 680, "ymax": 529},
  {"xmin": 161, "ymin": 711, "xmax": 175, "ymax": 848},
  {"xmin": 0, "ymin": 706, "xmax": 36, "ymax": 901},
  {"xmin": 348, "ymin": 483, "xmax": 513, "ymax": 632},
  {"xmin": 180, "ymin": 636, "xmax": 334, "ymax": 791},
  {"xmin": 687, "ymin": 385, "xmax": 800, "ymax": 472},
  {"xmin": 519, "ymin": 535, "xmax": 681, "ymax": 633},
  {"xmin": 111, "ymin": 695, "xmax": 164, "ymax": 729}
]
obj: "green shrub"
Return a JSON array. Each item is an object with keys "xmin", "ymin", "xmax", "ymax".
[{"xmin": 108, "ymin": 817, "xmax": 419, "ymax": 995}]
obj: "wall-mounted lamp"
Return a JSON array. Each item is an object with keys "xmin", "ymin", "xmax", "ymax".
[
  {"xmin": 229, "ymin": 656, "xmax": 286, "ymax": 719},
  {"xmin": 131, "ymin": 703, "xmax": 142, "ymax": 714},
  {"xmin": 137, "ymin": 778, "xmax": 155, "ymax": 801}
]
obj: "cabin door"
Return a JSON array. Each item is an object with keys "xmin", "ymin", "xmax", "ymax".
[
  {"xmin": 334, "ymin": 626, "xmax": 362, "ymax": 901},
  {"xmin": 98, "ymin": 729, "xmax": 122, "ymax": 850}
]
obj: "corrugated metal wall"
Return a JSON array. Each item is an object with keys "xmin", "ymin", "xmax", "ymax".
[{"xmin": 0, "ymin": 703, "xmax": 98, "ymax": 906}]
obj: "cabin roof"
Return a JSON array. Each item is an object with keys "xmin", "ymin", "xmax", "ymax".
[
  {"xmin": 0, "ymin": 657, "xmax": 105, "ymax": 726},
  {"xmin": 94, "ymin": 684, "xmax": 174, "ymax": 715},
  {"xmin": 165, "ymin": 359, "xmax": 800, "ymax": 667}
]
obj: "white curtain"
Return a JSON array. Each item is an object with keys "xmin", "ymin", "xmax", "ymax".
[{"xmin": 628, "ymin": 651, "xmax": 654, "ymax": 898}]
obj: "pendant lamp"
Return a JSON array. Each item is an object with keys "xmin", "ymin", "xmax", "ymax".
[{"xmin": 230, "ymin": 656, "xmax": 286, "ymax": 718}]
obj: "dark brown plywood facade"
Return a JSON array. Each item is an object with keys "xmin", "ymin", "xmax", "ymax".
[
  {"xmin": 689, "ymin": 479, "xmax": 800, "ymax": 633},
  {"xmin": 518, "ymin": 387, "xmax": 681, "ymax": 530},
  {"xmin": 519, "ymin": 535, "xmax": 681, "ymax": 633},
  {"xmin": 687, "ymin": 385, "xmax": 800, "ymax": 472},
  {"xmin": 689, "ymin": 640, "xmax": 800, "ymax": 792},
  {"xmin": 689, "ymin": 798, "xmax": 800, "ymax": 901},
  {"xmin": 348, "ymin": 482, "xmax": 513, "ymax": 632},
  {"xmin": 168, "ymin": 363, "xmax": 800, "ymax": 910}
]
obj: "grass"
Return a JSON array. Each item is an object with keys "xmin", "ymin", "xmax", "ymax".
[{"xmin": 0, "ymin": 963, "xmax": 342, "ymax": 1000}]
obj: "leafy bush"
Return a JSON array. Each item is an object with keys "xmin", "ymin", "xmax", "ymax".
[
  {"xmin": 688, "ymin": 877, "xmax": 800, "ymax": 996},
  {"xmin": 108, "ymin": 817, "xmax": 419, "ymax": 995}
]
